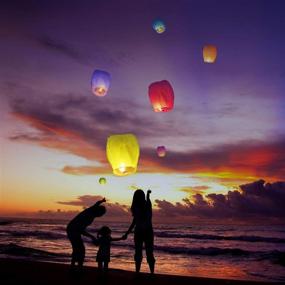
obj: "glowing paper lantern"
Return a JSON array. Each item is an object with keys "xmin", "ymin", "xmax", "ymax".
[
  {"xmin": 148, "ymin": 80, "xmax": 174, "ymax": 112},
  {"xmin": 157, "ymin": 146, "xmax": 166, "ymax": 157},
  {"xmin": 106, "ymin": 133, "xmax": 140, "ymax": 176},
  {"xmin": 91, "ymin": 69, "xmax": 111, "ymax": 96},
  {"xmin": 203, "ymin": 45, "xmax": 217, "ymax": 63},
  {"xmin": 152, "ymin": 19, "xmax": 166, "ymax": 34},
  {"xmin": 99, "ymin": 177, "xmax": 107, "ymax": 185}
]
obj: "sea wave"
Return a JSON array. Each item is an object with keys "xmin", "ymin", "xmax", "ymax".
[
  {"xmin": 0, "ymin": 243, "xmax": 68, "ymax": 259},
  {"xmin": 0, "ymin": 221, "xmax": 14, "ymax": 226},
  {"xmin": 2, "ymin": 227, "xmax": 285, "ymax": 246},
  {"xmin": 0, "ymin": 230, "xmax": 66, "ymax": 240},
  {"xmin": 154, "ymin": 245, "xmax": 252, "ymax": 256},
  {"xmin": 155, "ymin": 232, "xmax": 285, "ymax": 243},
  {"xmin": 1, "ymin": 242, "xmax": 285, "ymax": 268},
  {"xmin": 154, "ymin": 245, "xmax": 285, "ymax": 263}
]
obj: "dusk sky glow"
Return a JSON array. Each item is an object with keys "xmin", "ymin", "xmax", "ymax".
[{"xmin": 0, "ymin": 0, "xmax": 284, "ymax": 222}]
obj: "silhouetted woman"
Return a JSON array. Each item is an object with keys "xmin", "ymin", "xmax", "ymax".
[
  {"xmin": 123, "ymin": 190, "xmax": 155, "ymax": 274},
  {"xmin": 66, "ymin": 198, "xmax": 106, "ymax": 271}
]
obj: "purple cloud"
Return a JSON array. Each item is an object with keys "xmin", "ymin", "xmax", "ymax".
[
  {"xmin": 43, "ymin": 180, "xmax": 285, "ymax": 223},
  {"xmin": 155, "ymin": 180, "xmax": 285, "ymax": 222}
]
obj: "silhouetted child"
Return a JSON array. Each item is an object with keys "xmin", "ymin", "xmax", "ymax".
[{"xmin": 94, "ymin": 226, "xmax": 126, "ymax": 273}]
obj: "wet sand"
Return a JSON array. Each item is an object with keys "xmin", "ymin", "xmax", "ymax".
[{"xmin": 0, "ymin": 258, "xmax": 275, "ymax": 285}]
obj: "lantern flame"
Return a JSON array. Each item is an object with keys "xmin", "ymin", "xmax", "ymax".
[
  {"xmin": 94, "ymin": 86, "xmax": 107, "ymax": 96},
  {"xmin": 119, "ymin": 164, "xmax": 126, "ymax": 173}
]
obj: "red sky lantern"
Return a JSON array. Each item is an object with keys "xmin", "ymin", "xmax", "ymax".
[{"xmin": 148, "ymin": 80, "xmax": 174, "ymax": 112}]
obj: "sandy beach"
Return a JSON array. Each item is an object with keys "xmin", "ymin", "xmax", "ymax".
[{"xmin": 0, "ymin": 259, "xmax": 276, "ymax": 285}]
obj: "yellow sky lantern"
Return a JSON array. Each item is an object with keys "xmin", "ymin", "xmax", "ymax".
[
  {"xmin": 203, "ymin": 45, "xmax": 217, "ymax": 63},
  {"xmin": 106, "ymin": 133, "xmax": 140, "ymax": 176}
]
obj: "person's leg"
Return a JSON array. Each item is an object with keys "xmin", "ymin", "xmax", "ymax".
[
  {"xmin": 145, "ymin": 230, "xmax": 155, "ymax": 274},
  {"xmin": 77, "ymin": 237, "xmax": 85, "ymax": 270},
  {"xmin": 68, "ymin": 232, "xmax": 79, "ymax": 268},
  {"xmin": 103, "ymin": 261, "xmax": 109, "ymax": 272},
  {"xmin": 70, "ymin": 240, "xmax": 76, "ymax": 267},
  {"xmin": 98, "ymin": 262, "xmax": 103, "ymax": 271},
  {"xmin": 134, "ymin": 232, "xmax": 143, "ymax": 273}
]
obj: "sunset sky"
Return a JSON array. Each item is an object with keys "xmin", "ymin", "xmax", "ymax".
[{"xmin": 1, "ymin": 0, "xmax": 284, "ymax": 222}]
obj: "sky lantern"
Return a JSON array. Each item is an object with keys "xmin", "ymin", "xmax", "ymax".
[
  {"xmin": 106, "ymin": 133, "xmax": 140, "ymax": 176},
  {"xmin": 152, "ymin": 19, "xmax": 166, "ymax": 34},
  {"xmin": 148, "ymin": 80, "xmax": 174, "ymax": 112},
  {"xmin": 91, "ymin": 69, "xmax": 111, "ymax": 96},
  {"xmin": 203, "ymin": 45, "xmax": 217, "ymax": 63},
  {"xmin": 157, "ymin": 146, "xmax": 166, "ymax": 157},
  {"xmin": 99, "ymin": 177, "xmax": 107, "ymax": 185}
]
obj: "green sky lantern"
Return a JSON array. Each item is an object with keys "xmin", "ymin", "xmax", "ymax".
[{"xmin": 99, "ymin": 177, "xmax": 107, "ymax": 185}]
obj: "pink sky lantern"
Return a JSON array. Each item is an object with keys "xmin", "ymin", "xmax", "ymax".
[
  {"xmin": 91, "ymin": 69, "xmax": 111, "ymax": 96},
  {"xmin": 157, "ymin": 146, "xmax": 166, "ymax": 157},
  {"xmin": 148, "ymin": 80, "xmax": 174, "ymax": 112}
]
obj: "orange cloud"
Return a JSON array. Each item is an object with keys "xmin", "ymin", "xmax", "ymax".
[
  {"xmin": 10, "ymin": 112, "xmax": 285, "ymax": 183},
  {"xmin": 10, "ymin": 113, "xmax": 105, "ymax": 162},
  {"xmin": 180, "ymin": 186, "xmax": 210, "ymax": 195},
  {"xmin": 62, "ymin": 165, "xmax": 109, "ymax": 175},
  {"xmin": 139, "ymin": 141, "xmax": 285, "ymax": 181}
]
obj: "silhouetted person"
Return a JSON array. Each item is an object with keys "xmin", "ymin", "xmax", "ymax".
[
  {"xmin": 123, "ymin": 189, "xmax": 155, "ymax": 274},
  {"xmin": 94, "ymin": 226, "xmax": 126, "ymax": 274},
  {"xmin": 66, "ymin": 198, "xmax": 106, "ymax": 271}
]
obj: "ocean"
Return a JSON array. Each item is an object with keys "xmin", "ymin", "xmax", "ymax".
[{"xmin": 0, "ymin": 218, "xmax": 284, "ymax": 282}]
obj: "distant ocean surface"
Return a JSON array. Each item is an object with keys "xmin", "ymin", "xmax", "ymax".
[{"xmin": 0, "ymin": 218, "xmax": 285, "ymax": 282}]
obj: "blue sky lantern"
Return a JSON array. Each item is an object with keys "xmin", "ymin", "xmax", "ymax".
[
  {"xmin": 91, "ymin": 69, "xmax": 111, "ymax": 96},
  {"xmin": 152, "ymin": 19, "xmax": 166, "ymax": 34}
]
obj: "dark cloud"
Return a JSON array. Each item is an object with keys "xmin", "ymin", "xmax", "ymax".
[
  {"xmin": 36, "ymin": 36, "xmax": 87, "ymax": 63},
  {"xmin": 6, "ymin": 85, "xmax": 188, "ymax": 157},
  {"xmin": 8, "ymin": 86, "xmax": 144, "ymax": 140},
  {"xmin": 33, "ymin": 35, "xmax": 122, "ymax": 67},
  {"xmin": 140, "ymin": 139, "xmax": 285, "ymax": 179},
  {"xmin": 4, "ymin": 82, "xmax": 285, "ymax": 179},
  {"xmin": 57, "ymin": 195, "xmax": 104, "ymax": 207},
  {"xmin": 155, "ymin": 180, "xmax": 285, "ymax": 222},
  {"xmin": 57, "ymin": 195, "xmax": 129, "ymax": 220},
  {"xmin": 34, "ymin": 180, "xmax": 284, "ymax": 223}
]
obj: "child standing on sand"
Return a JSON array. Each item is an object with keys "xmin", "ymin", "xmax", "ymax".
[{"xmin": 94, "ymin": 226, "xmax": 126, "ymax": 273}]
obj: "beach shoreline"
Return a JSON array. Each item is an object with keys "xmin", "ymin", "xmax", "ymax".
[{"xmin": 0, "ymin": 258, "xmax": 276, "ymax": 285}]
